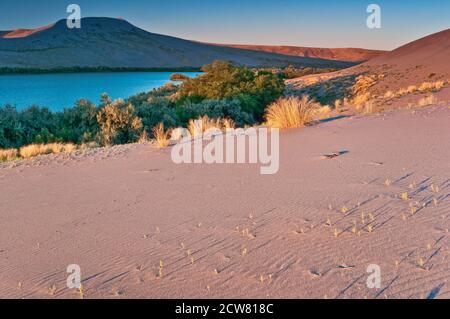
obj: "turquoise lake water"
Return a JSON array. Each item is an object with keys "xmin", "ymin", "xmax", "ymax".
[{"xmin": 0, "ymin": 72, "xmax": 200, "ymax": 111}]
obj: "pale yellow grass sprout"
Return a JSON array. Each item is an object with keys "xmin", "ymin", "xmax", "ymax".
[
  {"xmin": 352, "ymin": 75, "xmax": 378, "ymax": 96},
  {"xmin": 417, "ymin": 95, "xmax": 438, "ymax": 107},
  {"xmin": 352, "ymin": 92, "xmax": 371, "ymax": 107},
  {"xmin": 265, "ymin": 96, "xmax": 319, "ymax": 129},
  {"xmin": 401, "ymin": 192, "xmax": 409, "ymax": 201},
  {"xmin": 19, "ymin": 143, "xmax": 77, "ymax": 159},
  {"xmin": 187, "ymin": 115, "xmax": 235, "ymax": 137},
  {"xmin": 20, "ymin": 144, "xmax": 50, "ymax": 158},
  {"xmin": 418, "ymin": 81, "xmax": 445, "ymax": 92},
  {"xmin": 152, "ymin": 123, "xmax": 171, "ymax": 148},
  {"xmin": 406, "ymin": 85, "xmax": 418, "ymax": 94},
  {"xmin": 138, "ymin": 130, "xmax": 150, "ymax": 144},
  {"xmin": 0, "ymin": 148, "xmax": 18, "ymax": 162},
  {"xmin": 221, "ymin": 118, "xmax": 236, "ymax": 130}
]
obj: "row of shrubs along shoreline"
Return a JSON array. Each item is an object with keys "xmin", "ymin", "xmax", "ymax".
[{"xmin": 0, "ymin": 61, "xmax": 330, "ymax": 162}]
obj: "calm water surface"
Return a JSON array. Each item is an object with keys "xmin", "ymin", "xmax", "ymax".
[{"xmin": 0, "ymin": 72, "xmax": 200, "ymax": 111}]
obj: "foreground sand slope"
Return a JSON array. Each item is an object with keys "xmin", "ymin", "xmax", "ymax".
[{"xmin": 0, "ymin": 106, "xmax": 449, "ymax": 299}]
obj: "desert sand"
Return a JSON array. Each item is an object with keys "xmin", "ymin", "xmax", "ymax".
[{"xmin": 0, "ymin": 104, "xmax": 449, "ymax": 299}]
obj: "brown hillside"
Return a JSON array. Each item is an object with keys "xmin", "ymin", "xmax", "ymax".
[{"xmin": 212, "ymin": 44, "xmax": 385, "ymax": 62}]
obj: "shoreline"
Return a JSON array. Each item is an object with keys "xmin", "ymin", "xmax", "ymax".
[{"xmin": 0, "ymin": 66, "xmax": 202, "ymax": 76}]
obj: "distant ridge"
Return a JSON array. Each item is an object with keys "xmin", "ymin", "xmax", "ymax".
[
  {"xmin": 0, "ymin": 23, "xmax": 54, "ymax": 39},
  {"xmin": 211, "ymin": 44, "xmax": 386, "ymax": 62},
  {"xmin": 0, "ymin": 17, "xmax": 355, "ymax": 71}
]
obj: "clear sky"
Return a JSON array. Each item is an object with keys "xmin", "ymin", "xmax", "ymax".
[{"xmin": 0, "ymin": 0, "xmax": 449, "ymax": 50}]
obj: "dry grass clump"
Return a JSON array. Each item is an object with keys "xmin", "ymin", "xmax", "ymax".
[
  {"xmin": 187, "ymin": 115, "xmax": 236, "ymax": 137},
  {"xmin": 19, "ymin": 144, "xmax": 50, "ymax": 158},
  {"xmin": 152, "ymin": 123, "xmax": 171, "ymax": 148},
  {"xmin": 352, "ymin": 74, "xmax": 380, "ymax": 95},
  {"xmin": 313, "ymin": 105, "xmax": 332, "ymax": 118},
  {"xmin": 0, "ymin": 142, "xmax": 97, "ymax": 163},
  {"xmin": 418, "ymin": 81, "xmax": 446, "ymax": 92},
  {"xmin": 352, "ymin": 92, "xmax": 371, "ymax": 107},
  {"xmin": 19, "ymin": 143, "xmax": 78, "ymax": 159},
  {"xmin": 265, "ymin": 96, "xmax": 320, "ymax": 129},
  {"xmin": 417, "ymin": 94, "xmax": 438, "ymax": 107},
  {"xmin": 0, "ymin": 148, "xmax": 19, "ymax": 162},
  {"xmin": 221, "ymin": 118, "xmax": 236, "ymax": 130},
  {"xmin": 138, "ymin": 130, "xmax": 150, "ymax": 144},
  {"xmin": 406, "ymin": 85, "xmax": 419, "ymax": 94},
  {"xmin": 389, "ymin": 80, "xmax": 448, "ymax": 100},
  {"xmin": 350, "ymin": 74, "xmax": 383, "ymax": 106}
]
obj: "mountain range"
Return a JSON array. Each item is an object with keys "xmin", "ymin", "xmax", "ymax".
[{"xmin": 0, "ymin": 17, "xmax": 365, "ymax": 70}]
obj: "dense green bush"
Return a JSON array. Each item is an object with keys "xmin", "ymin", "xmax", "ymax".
[
  {"xmin": 0, "ymin": 105, "xmax": 23, "ymax": 148},
  {"xmin": 178, "ymin": 60, "xmax": 285, "ymax": 120},
  {"xmin": 135, "ymin": 98, "xmax": 178, "ymax": 133},
  {"xmin": 58, "ymin": 99, "xmax": 99, "ymax": 143},
  {"xmin": 0, "ymin": 105, "xmax": 61, "ymax": 148}
]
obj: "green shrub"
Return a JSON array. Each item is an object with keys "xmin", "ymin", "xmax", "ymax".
[
  {"xmin": 58, "ymin": 99, "xmax": 99, "ymax": 143},
  {"xmin": 0, "ymin": 105, "xmax": 23, "ymax": 148},
  {"xmin": 135, "ymin": 98, "xmax": 178, "ymax": 136},
  {"xmin": 19, "ymin": 105, "xmax": 58, "ymax": 145},
  {"xmin": 178, "ymin": 60, "xmax": 285, "ymax": 121}
]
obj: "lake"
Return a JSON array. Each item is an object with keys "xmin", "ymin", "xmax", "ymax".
[{"xmin": 0, "ymin": 72, "xmax": 201, "ymax": 111}]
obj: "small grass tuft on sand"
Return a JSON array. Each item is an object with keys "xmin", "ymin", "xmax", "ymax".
[
  {"xmin": 187, "ymin": 115, "xmax": 236, "ymax": 137},
  {"xmin": 19, "ymin": 143, "xmax": 77, "ymax": 159},
  {"xmin": 265, "ymin": 95, "xmax": 320, "ymax": 129},
  {"xmin": 0, "ymin": 148, "xmax": 19, "ymax": 162},
  {"xmin": 152, "ymin": 123, "xmax": 171, "ymax": 148}
]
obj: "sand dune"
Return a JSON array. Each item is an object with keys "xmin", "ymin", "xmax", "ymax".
[
  {"xmin": 365, "ymin": 28, "xmax": 450, "ymax": 74},
  {"xmin": 0, "ymin": 105, "xmax": 449, "ymax": 299},
  {"xmin": 287, "ymin": 29, "xmax": 450, "ymax": 104}
]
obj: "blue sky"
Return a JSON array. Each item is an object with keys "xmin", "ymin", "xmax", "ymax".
[{"xmin": 0, "ymin": 0, "xmax": 449, "ymax": 50}]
